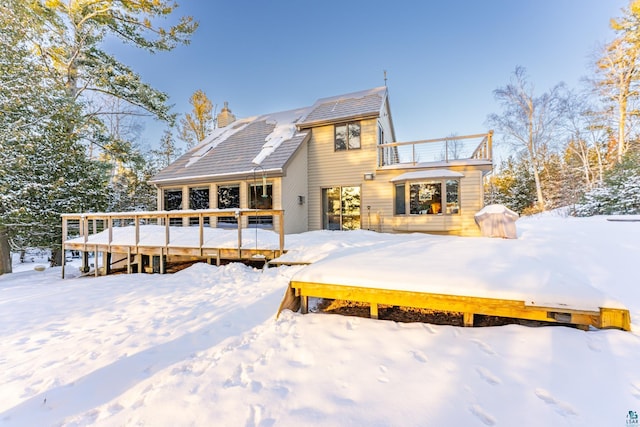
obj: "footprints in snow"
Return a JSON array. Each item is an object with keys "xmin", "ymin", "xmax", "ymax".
[
  {"xmin": 535, "ymin": 388, "xmax": 578, "ymax": 417},
  {"xmin": 469, "ymin": 404, "xmax": 497, "ymax": 426},
  {"xmin": 475, "ymin": 366, "xmax": 501, "ymax": 386}
]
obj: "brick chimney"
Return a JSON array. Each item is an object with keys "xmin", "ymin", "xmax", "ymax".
[{"xmin": 217, "ymin": 101, "xmax": 236, "ymax": 128}]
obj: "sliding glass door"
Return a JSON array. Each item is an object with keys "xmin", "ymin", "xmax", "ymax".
[{"xmin": 322, "ymin": 186, "xmax": 361, "ymax": 230}]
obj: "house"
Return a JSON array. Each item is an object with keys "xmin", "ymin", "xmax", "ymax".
[{"xmin": 149, "ymin": 87, "xmax": 493, "ymax": 236}]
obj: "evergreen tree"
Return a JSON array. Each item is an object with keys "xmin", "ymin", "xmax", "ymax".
[
  {"xmin": 0, "ymin": 0, "xmax": 197, "ymax": 271},
  {"xmin": 577, "ymin": 152, "xmax": 640, "ymax": 215},
  {"xmin": 485, "ymin": 157, "xmax": 537, "ymax": 214}
]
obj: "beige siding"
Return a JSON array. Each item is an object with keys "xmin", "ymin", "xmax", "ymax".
[
  {"xmin": 307, "ymin": 118, "xmax": 379, "ymax": 230},
  {"xmin": 281, "ymin": 143, "xmax": 309, "ymax": 234},
  {"xmin": 366, "ymin": 166, "xmax": 485, "ymax": 236}
]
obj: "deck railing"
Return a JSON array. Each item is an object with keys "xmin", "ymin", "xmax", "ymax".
[
  {"xmin": 378, "ymin": 131, "xmax": 493, "ymax": 167},
  {"xmin": 61, "ymin": 209, "xmax": 285, "ymax": 277}
]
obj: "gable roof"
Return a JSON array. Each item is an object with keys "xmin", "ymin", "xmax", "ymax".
[
  {"xmin": 150, "ymin": 87, "xmax": 389, "ymax": 186},
  {"xmin": 298, "ymin": 86, "xmax": 388, "ymax": 128}
]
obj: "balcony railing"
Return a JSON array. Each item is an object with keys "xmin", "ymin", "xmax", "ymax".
[{"xmin": 378, "ymin": 131, "xmax": 493, "ymax": 167}]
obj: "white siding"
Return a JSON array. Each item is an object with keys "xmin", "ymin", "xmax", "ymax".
[{"xmin": 281, "ymin": 143, "xmax": 309, "ymax": 234}]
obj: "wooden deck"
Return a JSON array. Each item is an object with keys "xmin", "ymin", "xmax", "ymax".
[
  {"xmin": 290, "ymin": 281, "xmax": 632, "ymax": 331},
  {"xmin": 61, "ymin": 209, "xmax": 285, "ymax": 278}
]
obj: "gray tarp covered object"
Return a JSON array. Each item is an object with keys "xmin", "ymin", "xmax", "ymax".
[{"xmin": 474, "ymin": 204, "xmax": 519, "ymax": 239}]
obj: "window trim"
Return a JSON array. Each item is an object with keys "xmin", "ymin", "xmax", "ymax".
[{"xmin": 334, "ymin": 121, "xmax": 361, "ymax": 151}]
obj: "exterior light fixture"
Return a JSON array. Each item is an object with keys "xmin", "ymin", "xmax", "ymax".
[
  {"xmin": 297, "ymin": 195, "xmax": 305, "ymax": 205},
  {"xmin": 364, "ymin": 172, "xmax": 375, "ymax": 181}
]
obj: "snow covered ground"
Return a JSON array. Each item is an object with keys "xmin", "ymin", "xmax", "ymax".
[{"xmin": 1, "ymin": 214, "xmax": 639, "ymax": 426}]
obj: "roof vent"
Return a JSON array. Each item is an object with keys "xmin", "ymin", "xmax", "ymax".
[{"xmin": 217, "ymin": 101, "xmax": 236, "ymax": 128}]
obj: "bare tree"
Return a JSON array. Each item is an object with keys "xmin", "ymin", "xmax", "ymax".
[
  {"xmin": 488, "ymin": 66, "xmax": 567, "ymax": 211},
  {"xmin": 178, "ymin": 89, "xmax": 215, "ymax": 149},
  {"xmin": 594, "ymin": 37, "xmax": 640, "ymax": 163},
  {"xmin": 563, "ymin": 91, "xmax": 610, "ymax": 189}
]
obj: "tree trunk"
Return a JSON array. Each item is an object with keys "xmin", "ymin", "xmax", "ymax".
[
  {"xmin": 0, "ymin": 227, "xmax": 12, "ymax": 275},
  {"xmin": 532, "ymin": 164, "xmax": 545, "ymax": 210},
  {"xmin": 50, "ymin": 247, "xmax": 62, "ymax": 267},
  {"xmin": 618, "ymin": 93, "xmax": 627, "ymax": 164}
]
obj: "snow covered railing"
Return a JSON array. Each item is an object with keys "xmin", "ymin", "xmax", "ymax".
[
  {"xmin": 377, "ymin": 131, "xmax": 493, "ymax": 167},
  {"xmin": 60, "ymin": 209, "xmax": 285, "ymax": 278}
]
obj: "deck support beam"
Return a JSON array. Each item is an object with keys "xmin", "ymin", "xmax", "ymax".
[
  {"xmin": 370, "ymin": 303, "xmax": 379, "ymax": 319},
  {"xmin": 463, "ymin": 312, "xmax": 474, "ymax": 327}
]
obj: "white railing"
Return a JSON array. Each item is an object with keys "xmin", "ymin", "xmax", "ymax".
[{"xmin": 378, "ymin": 131, "xmax": 493, "ymax": 167}]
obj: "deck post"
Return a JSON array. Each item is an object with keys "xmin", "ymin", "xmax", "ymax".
[
  {"xmin": 370, "ymin": 303, "xmax": 379, "ymax": 320},
  {"xmin": 279, "ymin": 211, "xmax": 285, "ymax": 255},
  {"xmin": 301, "ymin": 296, "xmax": 309, "ymax": 314},
  {"xmin": 127, "ymin": 247, "xmax": 131, "ymax": 274},
  {"xmin": 135, "ymin": 215, "xmax": 140, "ymax": 246},
  {"xmin": 488, "ymin": 130, "xmax": 493, "ymax": 160},
  {"xmin": 81, "ymin": 251, "xmax": 90, "ymax": 273},
  {"xmin": 94, "ymin": 245, "xmax": 99, "ymax": 277},
  {"xmin": 61, "ymin": 218, "xmax": 67, "ymax": 279},
  {"xmin": 237, "ymin": 213, "xmax": 242, "ymax": 259},
  {"xmin": 160, "ymin": 248, "xmax": 165, "ymax": 274},
  {"xmin": 61, "ymin": 243, "xmax": 66, "ymax": 279},
  {"xmin": 165, "ymin": 213, "xmax": 169, "ymax": 247},
  {"xmin": 463, "ymin": 312, "xmax": 474, "ymax": 327}
]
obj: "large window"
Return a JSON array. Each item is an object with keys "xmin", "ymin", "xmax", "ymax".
[
  {"xmin": 189, "ymin": 187, "xmax": 210, "ymax": 226},
  {"xmin": 335, "ymin": 122, "xmax": 361, "ymax": 151},
  {"xmin": 322, "ymin": 186, "xmax": 361, "ymax": 230},
  {"xmin": 217, "ymin": 184, "xmax": 240, "ymax": 226},
  {"xmin": 248, "ymin": 183, "xmax": 273, "ymax": 227},
  {"xmin": 164, "ymin": 189, "xmax": 183, "ymax": 225},
  {"xmin": 164, "ymin": 189, "xmax": 182, "ymax": 211},
  {"xmin": 394, "ymin": 180, "xmax": 460, "ymax": 216},
  {"xmin": 410, "ymin": 182, "xmax": 442, "ymax": 215}
]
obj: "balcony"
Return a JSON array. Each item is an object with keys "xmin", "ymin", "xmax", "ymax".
[{"xmin": 378, "ymin": 131, "xmax": 493, "ymax": 168}]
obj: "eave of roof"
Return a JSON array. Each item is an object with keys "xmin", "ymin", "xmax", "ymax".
[
  {"xmin": 149, "ymin": 167, "xmax": 284, "ymax": 187},
  {"xmin": 390, "ymin": 169, "xmax": 465, "ymax": 182},
  {"xmin": 296, "ymin": 112, "xmax": 381, "ymax": 130}
]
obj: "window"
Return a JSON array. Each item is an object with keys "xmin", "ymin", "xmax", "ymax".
[
  {"xmin": 248, "ymin": 183, "xmax": 273, "ymax": 227},
  {"xmin": 164, "ymin": 189, "xmax": 182, "ymax": 211},
  {"xmin": 217, "ymin": 184, "xmax": 240, "ymax": 226},
  {"xmin": 322, "ymin": 186, "xmax": 361, "ymax": 230},
  {"xmin": 446, "ymin": 180, "xmax": 460, "ymax": 214},
  {"xmin": 335, "ymin": 122, "xmax": 361, "ymax": 151},
  {"xmin": 394, "ymin": 184, "xmax": 405, "ymax": 215},
  {"xmin": 410, "ymin": 182, "xmax": 441, "ymax": 214},
  {"xmin": 164, "ymin": 189, "xmax": 183, "ymax": 226},
  {"xmin": 189, "ymin": 187, "xmax": 209, "ymax": 226},
  {"xmin": 394, "ymin": 179, "xmax": 460, "ymax": 216}
]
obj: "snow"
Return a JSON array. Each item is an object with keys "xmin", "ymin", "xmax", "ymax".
[
  {"xmin": 390, "ymin": 169, "xmax": 465, "ymax": 181},
  {"xmin": 1, "ymin": 215, "xmax": 640, "ymax": 426},
  {"xmin": 65, "ymin": 223, "xmax": 282, "ymax": 250},
  {"xmin": 251, "ymin": 108, "xmax": 308, "ymax": 165},
  {"xmin": 185, "ymin": 119, "xmax": 254, "ymax": 168}
]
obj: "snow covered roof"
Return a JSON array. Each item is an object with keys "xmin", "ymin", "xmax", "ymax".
[
  {"xmin": 298, "ymin": 86, "xmax": 387, "ymax": 128},
  {"xmin": 150, "ymin": 87, "xmax": 389, "ymax": 185},
  {"xmin": 150, "ymin": 108, "xmax": 311, "ymax": 185},
  {"xmin": 390, "ymin": 169, "xmax": 464, "ymax": 182}
]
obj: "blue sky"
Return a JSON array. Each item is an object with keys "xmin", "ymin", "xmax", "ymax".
[{"xmin": 110, "ymin": 0, "xmax": 629, "ymax": 147}]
